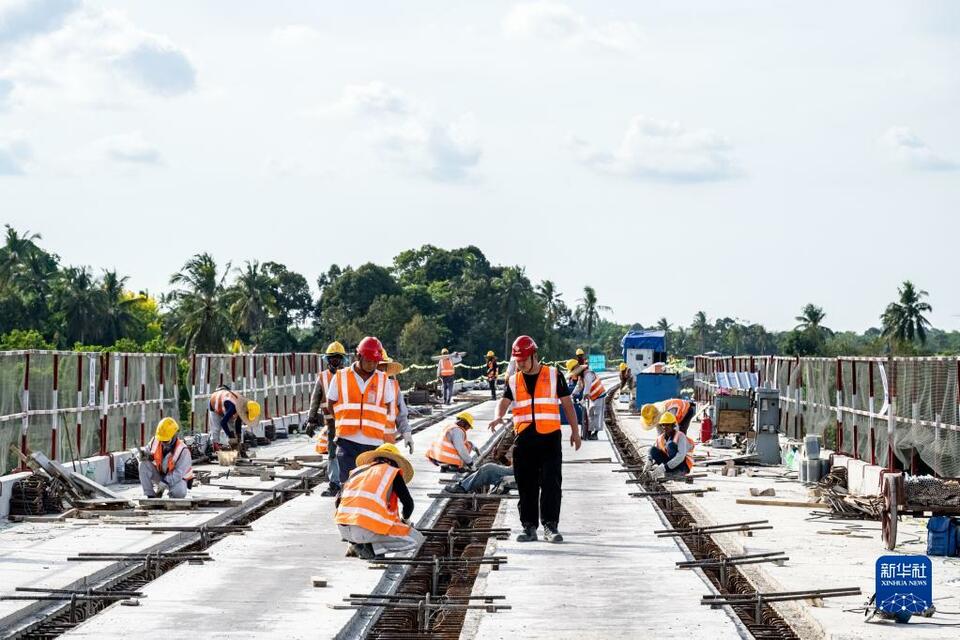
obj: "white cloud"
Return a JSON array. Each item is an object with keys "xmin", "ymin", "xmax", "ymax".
[
  {"xmin": 0, "ymin": 77, "xmax": 12, "ymax": 108},
  {"xmin": 270, "ymin": 24, "xmax": 322, "ymax": 48},
  {"xmin": 0, "ymin": 2, "xmax": 195, "ymax": 109},
  {"xmin": 0, "ymin": 133, "xmax": 31, "ymax": 175},
  {"xmin": 0, "ymin": 0, "xmax": 79, "ymax": 44},
  {"xmin": 327, "ymin": 82, "xmax": 481, "ymax": 183},
  {"xmin": 572, "ymin": 115, "xmax": 739, "ymax": 183},
  {"xmin": 91, "ymin": 131, "xmax": 163, "ymax": 166},
  {"xmin": 880, "ymin": 126, "xmax": 957, "ymax": 172},
  {"xmin": 503, "ymin": 2, "xmax": 641, "ymax": 52}
]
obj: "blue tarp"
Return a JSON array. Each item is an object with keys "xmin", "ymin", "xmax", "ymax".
[{"xmin": 621, "ymin": 330, "xmax": 665, "ymax": 357}]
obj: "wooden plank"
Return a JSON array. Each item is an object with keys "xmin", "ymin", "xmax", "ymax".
[{"xmin": 736, "ymin": 497, "xmax": 830, "ymax": 510}]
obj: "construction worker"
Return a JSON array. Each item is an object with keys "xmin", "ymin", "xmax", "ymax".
[
  {"xmin": 647, "ymin": 412, "xmax": 695, "ymax": 476},
  {"xmin": 485, "ymin": 351, "xmax": 498, "ymax": 400},
  {"xmin": 139, "ymin": 418, "xmax": 193, "ymax": 499},
  {"xmin": 379, "ymin": 349, "xmax": 414, "ymax": 454},
  {"xmin": 640, "ymin": 398, "xmax": 697, "ymax": 433},
  {"xmin": 618, "ymin": 362, "xmax": 634, "ymax": 394},
  {"xmin": 335, "ymin": 443, "xmax": 424, "ymax": 559},
  {"xmin": 208, "ymin": 385, "xmax": 261, "ymax": 452},
  {"xmin": 436, "ymin": 348, "xmax": 463, "ymax": 405},
  {"xmin": 444, "ymin": 448, "xmax": 515, "ymax": 495},
  {"xmin": 307, "ymin": 341, "xmax": 347, "ymax": 497},
  {"xmin": 489, "ymin": 335, "xmax": 581, "ymax": 544},
  {"xmin": 326, "ymin": 336, "xmax": 396, "ymax": 487},
  {"xmin": 426, "ymin": 412, "xmax": 478, "ymax": 472},
  {"xmin": 566, "ymin": 359, "xmax": 606, "ymax": 440},
  {"xmin": 575, "ymin": 347, "xmax": 587, "ymax": 367}
]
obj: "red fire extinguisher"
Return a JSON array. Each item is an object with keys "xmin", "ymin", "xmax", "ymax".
[{"xmin": 700, "ymin": 414, "xmax": 713, "ymax": 443}]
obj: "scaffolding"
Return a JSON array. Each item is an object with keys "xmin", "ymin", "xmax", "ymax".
[{"xmin": 694, "ymin": 355, "xmax": 960, "ymax": 477}]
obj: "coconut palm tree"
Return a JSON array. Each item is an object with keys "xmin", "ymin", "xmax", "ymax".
[
  {"xmin": 0, "ymin": 226, "xmax": 43, "ymax": 291},
  {"xmin": 575, "ymin": 285, "xmax": 611, "ymax": 339},
  {"xmin": 881, "ymin": 281, "xmax": 933, "ymax": 346},
  {"xmin": 100, "ymin": 270, "xmax": 142, "ymax": 344},
  {"xmin": 55, "ymin": 266, "xmax": 107, "ymax": 344},
  {"xmin": 795, "ymin": 304, "xmax": 830, "ymax": 332},
  {"xmin": 691, "ymin": 311, "xmax": 709, "ymax": 353},
  {"xmin": 225, "ymin": 261, "xmax": 277, "ymax": 341},
  {"xmin": 167, "ymin": 253, "xmax": 233, "ymax": 353},
  {"xmin": 494, "ymin": 266, "xmax": 528, "ymax": 356}
]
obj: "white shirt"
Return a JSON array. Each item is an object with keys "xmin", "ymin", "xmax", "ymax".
[{"xmin": 325, "ymin": 365, "xmax": 396, "ymax": 405}]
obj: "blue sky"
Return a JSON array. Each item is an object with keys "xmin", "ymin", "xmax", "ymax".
[{"xmin": 1, "ymin": 1, "xmax": 958, "ymax": 331}]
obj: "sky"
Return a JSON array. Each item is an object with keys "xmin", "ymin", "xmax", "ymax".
[{"xmin": 1, "ymin": 1, "xmax": 958, "ymax": 332}]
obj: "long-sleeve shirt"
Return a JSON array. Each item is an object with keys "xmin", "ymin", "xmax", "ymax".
[
  {"xmin": 395, "ymin": 387, "xmax": 411, "ymax": 437},
  {"xmin": 436, "ymin": 354, "xmax": 463, "ymax": 377},
  {"xmin": 308, "ymin": 370, "xmax": 336, "ymax": 423},
  {"xmin": 448, "ymin": 427, "xmax": 478, "ymax": 465},
  {"xmin": 666, "ymin": 432, "xmax": 692, "ymax": 470},
  {"xmin": 160, "ymin": 441, "xmax": 193, "ymax": 486},
  {"xmin": 392, "ymin": 474, "xmax": 414, "ymax": 520}
]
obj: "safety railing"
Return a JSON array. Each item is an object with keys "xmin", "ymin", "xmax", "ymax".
[
  {"xmin": 188, "ymin": 353, "xmax": 322, "ymax": 433},
  {"xmin": 694, "ymin": 355, "xmax": 960, "ymax": 476},
  {"xmin": 0, "ymin": 350, "xmax": 180, "ymax": 475}
]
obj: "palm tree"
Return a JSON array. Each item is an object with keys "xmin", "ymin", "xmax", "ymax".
[
  {"xmin": 493, "ymin": 267, "xmax": 527, "ymax": 357},
  {"xmin": 55, "ymin": 266, "xmax": 107, "ymax": 344},
  {"xmin": 795, "ymin": 304, "xmax": 828, "ymax": 332},
  {"xmin": 167, "ymin": 253, "xmax": 233, "ymax": 353},
  {"xmin": 225, "ymin": 261, "xmax": 277, "ymax": 341},
  {"xmin": 656, "ymin": 317, "xmax": 671, "ymax": 332},
  {"xmin": 691, "ymin": 311, "xmax": 709, "ymax": 353},
  {"xmin": 100, "ymin": 270, "xmax": 142, "ymax": 344},
  {"xmin": 0, "ymin": 226, "xmax": 43, "ymax": 291},
  {"xmin": 536, "ymin": 280, "xmax": 563, "ymax": 329},
  {"xmin": 881, "ymin": 281, "xmax": 933, "ymax": 346},
  {"xmin": 576, "ymin": 285, "xmax": 611, "ymax": 339}
]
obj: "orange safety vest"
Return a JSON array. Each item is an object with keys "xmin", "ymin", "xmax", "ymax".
[
  {"xmin": 510, "ymin": 366, "xmax": 561, "ymax": 435},
  {"xmin": 656, "ymin": 430, "xmax": 695, "ymax": 471},
  {"xmin": 149, "ymin": 437, "xmax": 194, "ymax": 481},
  {"xmin": 383, "ymin": 378, "xmax": 400, "ymax": 444},
  {"xmin": 332, "ymin": 368, "xmax": 389, "ymax": 444},
  {"xmin": 425, "ymin": 423, "xmax": 472, "ymax": 467},
  {"xmin": 334, "ymin": 462, "xmax": 411, "ymax": 536},
  {"xmin": 439, "ymin": 356, "xmax": 455, "ymax": 377},
  {"xmin": 664, "ymin": 399, "xmax": 692, "ymax": 425},
  {"xmin": 209, "ymin": 389, "xmax": 239, "ymax": 415},
  {"xmin": 586, "ymin": 374, "xmax": 605, "ymax": 401},
  {"xmin": 315, "ymin": 428, "xmax": 329, "ymax": 454}
]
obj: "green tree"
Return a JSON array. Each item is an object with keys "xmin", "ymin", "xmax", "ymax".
[
  {"xmin": 100, "ymin": 270, "xmax": 143, "ymax": 344},
  {"xmin": 575, "ymin": 285, "xmax": 611, "ymax": 340},
  {"xmin": 691, "ymin": 311, "xmax": 709, "ymax": 353},
  {"xmin": 493, "ymin": 266, "xmax": 529, "ymax": 356},
  {"xmin": 398, "ymin": 314, "xmax": 445, "ymax": 363},
  {"xmin": 54, "ymin": 266, "xmax": 107, "ymax": 344},
  {"xmin": 881, "ymin": 281, "xmax": 933, "ymax": 347},
  {"xmin": 166, "ymin": 253, "xmax": 232, "ymax": 353},
  {"xmin": 225, "ymin": 261, "xmax": 277, "ymax": 342}
]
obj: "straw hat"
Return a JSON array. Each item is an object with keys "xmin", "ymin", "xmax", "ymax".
[
  {"xmin": 356, "ymin": 443, "xmax": 414, "ymax": 483},
  {"xmin": 378, "ymin": 349, "xmax": 405, "ymax": 377}
]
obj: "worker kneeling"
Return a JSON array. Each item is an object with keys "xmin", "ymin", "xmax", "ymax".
[
  {"xmin": 335, "ymin": 444, "xmax": 424, "ymax": 560},
  {"xmin": 139, "ymin": 418, "xmax": 194, "ymax": 499},
  {"xmin": 425, "ymin": 412, "xmax": 478, "ymax": 472},
  {"xmin": 647, "ymin": 413, "xmax": 695, "ymax": 477}
]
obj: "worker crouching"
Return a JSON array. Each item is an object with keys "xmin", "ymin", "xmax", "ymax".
[
  {"xmin": 425, "ymin": 411, "xmax": 478, "ymax": 472},
  {"xmin": 139, "ymin": 418, "xmax": 194, "ymax": 499},
  {"xmin": 335, "ymin": 444, "xmax": 424, "ymax": 560},
  {"xmin": 647, "ymin": 413, "xmax": 695, "ymax": 478},
  {"xmin": 208, "ymin": 386, "xmax": 261, "ymax": 453}
]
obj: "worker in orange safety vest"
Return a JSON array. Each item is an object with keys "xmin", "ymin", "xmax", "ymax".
[
  {"xmin": 139, "ymin": 417, "xmax": 194, "ymax": 499},
  {"xmin": 648, "ymin": 412, "xmax": 695, "ymax": 476},
  {"xmin": 426, "ymin": 412, "xmax": 478, "ymax": 472}
]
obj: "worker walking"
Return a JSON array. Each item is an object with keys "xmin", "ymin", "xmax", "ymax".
[
  {"xmin": 379, "ymin": 349, "xmax": 414, "ymax": 454},
  {"xmin": 647, "ymin": 412, "xmax": 695, "ymax": 477},
  {"xmin": 436, "ymin": 348, "xmax": 463, "ymax": 405},
  {"xmin": 139, "ymin": 418, "xmax": 194, "ymax": 499},
  {"xmin": 307, "ymin": 341, "xmax": 347, "ymax": 497},
  {"xmin": 566, "ymin": 359, "xmax": 606, "ymax": 440},
  {"xmin": 326, "ymin": 336, "xmax": 396, "ymax": 488},
  {"xmin": 335, "ymin": 443, "xmax": 424, "ymax": 559},
  {"xmin": 426, "ymin": 412, "xmax": 478, "ymax": 472},
  {"xmin": 208, "ymin": 386, "xmax": 261, "ymax": 453},
  {"xmin": 485, "ymin": 351, "xmax": 498, "ymax": 400},
  {"xmin": 489, "ymin": 335, "xmax": 581, "ymax": 543}
]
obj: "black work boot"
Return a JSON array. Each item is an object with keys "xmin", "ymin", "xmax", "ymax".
[
  {"xmin": 320, "ymin": 484, "xmax": 340, "ymax": 497},
  {"xmin": 516, "ymin": 525, "xmax": 538, "ymax": 542},
  {"xmin": 543, "ymin": 523, "xmax": 564, "ymax": 543}
]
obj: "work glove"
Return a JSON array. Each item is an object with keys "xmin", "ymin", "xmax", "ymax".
[
  {"xmin": 651, "ymin": 464, "xmax": 666, "ymax": 480},
  {"xmin": 305, "ymin": 424, "xmax": 316, "ymax": 438},
  {"xmin": 403, "ymin": 432, "xmax": 414, "ymax": 454}
]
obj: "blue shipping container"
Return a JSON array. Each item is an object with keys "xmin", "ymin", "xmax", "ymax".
[{"xmin": 635, "ymin": 373, "xmax": 680, "ymax": 410}]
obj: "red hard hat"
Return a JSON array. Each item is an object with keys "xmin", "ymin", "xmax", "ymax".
[
  {"xmin": 356, "ymin": 336, "xmax": 384, "ymax": 363},
  {"xmin": 511, "ymin": 335, "xmax": 538, "ymax": 360}
]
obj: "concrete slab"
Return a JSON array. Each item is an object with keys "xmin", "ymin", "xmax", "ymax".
[
  {"xmin": 59, "ymin": 398, "xmax": 499, "ymax": 639},
  {"xmin": 616, "ymin": 409, "xmax": 960, "ymax": 639}
]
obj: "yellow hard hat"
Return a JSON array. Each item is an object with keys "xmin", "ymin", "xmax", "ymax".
[
  {"xmin": 325, "ymin": 341, "xmax": 347, "ymax": 356},
  {"xmin": 155, "ymin": 417, "xmax": 179, "ymax": 442},
  {"xmin": 565, "ymin": 358, "xmax": 579, "ymax": 372},
  {"xmin": 441, "ymin": 348, "xmax": 449, "ymax": 355},
  {"xmin": 575, "ymin": 348, "xmax": 585, "ymax": 356},
  {"xmin": 659, "ymin": 412, "xmax": 677, "ymax": 426},
  {"xmin": 619, "ymin": 362, "xmax": 627, "ymax": 371},
  {"xmin": 486, "ymin": 350, "xmax": 495, "ymax": 358},
  {"xmin": 246, "ymin": 400, "xmax": 261, "ymax": 422},
  {"xmin": 455, "ymin": 412, "xmax": 474, "ymax": 429},
  {"xmin": 640, "ymin": 404, "xmax": 659, "ymax": 428}
]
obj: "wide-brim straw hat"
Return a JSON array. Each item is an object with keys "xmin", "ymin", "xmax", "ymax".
[
  {"xmin": 379, "ymin": 360, "xmax": 404, "ymax": 377},
  {"xmin": 356, "ymin": 443, "xmax": 415, "ymax": 483}
]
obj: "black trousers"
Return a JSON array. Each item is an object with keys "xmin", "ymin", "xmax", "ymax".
[
  {"xmin": 488, "ymin": 379, "xmax": 497, "ymax": 399},
  {"xmin": 513, "ymin": 428, "xmax": 562, "ymax": 528}
]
